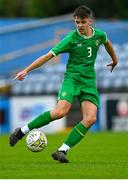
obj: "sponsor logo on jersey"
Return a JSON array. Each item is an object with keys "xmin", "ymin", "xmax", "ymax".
[{"xmin": 77, "ymin": 42, "xmax": 82, "ymax": 47}]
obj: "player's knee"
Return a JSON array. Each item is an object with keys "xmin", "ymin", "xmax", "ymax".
[
  {"xmin": 51, "ymin": 108, "xmax": 67, "ymax": 120},
  {"xmin": 57, "ymin": 109, "xmax": 66, "ymax": 118},
  {"xmin": 82, "ymin": 115, "xmax": 97, "ymax": 127}
]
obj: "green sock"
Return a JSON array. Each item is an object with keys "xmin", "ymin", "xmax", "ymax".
[
  {"xmin": 28, "ymin": 111, "xmax": 52, "ymax": 130},
  {"xmin": 64, "ymin": 122, "xmax": 89, "ymax": 148}
]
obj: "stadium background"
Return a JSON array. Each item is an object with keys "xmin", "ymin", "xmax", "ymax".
[{"xmin": 0, "ymin": 0, "xmax": 128, "ymax": 134}]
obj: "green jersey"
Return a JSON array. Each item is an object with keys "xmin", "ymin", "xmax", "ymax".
[{"xmin": 50, "ymin": 27, "xmax": 107, "ymax": 86}]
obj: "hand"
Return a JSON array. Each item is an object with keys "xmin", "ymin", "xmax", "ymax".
[
  {"xmin": 107, "ymin": 62, "xmax": 118, "ymax": 72},
  {"xmin": 14, "ymin": 70, "xmax": 28, "ymax": 81}
]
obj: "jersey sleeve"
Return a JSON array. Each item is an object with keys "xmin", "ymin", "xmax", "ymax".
[
  {"xmin": 101, "ymin": 31, "xmax": 107, "ymax": 44},
  {"xmin": 50, "ymin": 31, "xmax": 73, "ymax": 56}
]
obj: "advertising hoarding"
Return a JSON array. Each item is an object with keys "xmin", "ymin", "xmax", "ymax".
[
  {"xmin": 100, "ymin": 93, "xmax": 128, "ymax": 131},
  {"xmin": 10, "ymin": 96, "xmax": 66, "ymax": 134}
]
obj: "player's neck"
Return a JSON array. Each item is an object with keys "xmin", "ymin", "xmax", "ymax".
[
  {"xmin": 77, "ymin": 26, "xmax": 94, "ymax": 38},
  {"xmin": 83, "ymin": 26, "xmax": 93, "ymax": 36}
]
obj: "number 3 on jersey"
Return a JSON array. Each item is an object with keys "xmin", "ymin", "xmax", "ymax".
[{"xmin": 87, "ymin": 47, "xmax": 92, "ymax": 57}]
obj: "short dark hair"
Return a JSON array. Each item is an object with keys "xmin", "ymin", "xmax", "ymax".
[{"xmin": 73, "ymin": 5, "xmax": 93, "ymax": 19}]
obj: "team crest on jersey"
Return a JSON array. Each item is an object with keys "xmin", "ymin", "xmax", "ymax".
[
  {"xmin": 95, "ymin": 38, "xmax": 102, "ymax": 46},
  {"xmin": 62, "ymin": 92, "xmax": 67, "ymax": 97}
]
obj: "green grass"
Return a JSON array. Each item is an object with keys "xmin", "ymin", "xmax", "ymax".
[{"xmin": 0, "ymin": 132, "xmax": 128, "ymax": 179}]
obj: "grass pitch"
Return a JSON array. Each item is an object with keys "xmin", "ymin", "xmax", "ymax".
[{"xmin": 0, "ymin": 131, "xmax": 128, "ymax": 179}]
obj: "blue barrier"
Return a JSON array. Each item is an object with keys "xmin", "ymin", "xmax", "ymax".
[{"xmin": 0, "ymin": 97, "xmax": 10, "ymax": 134}]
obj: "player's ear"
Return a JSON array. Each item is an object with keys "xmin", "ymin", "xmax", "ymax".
[{"xmin": 88, "ymin": 18, "xmax": 93, "ymax": 25}]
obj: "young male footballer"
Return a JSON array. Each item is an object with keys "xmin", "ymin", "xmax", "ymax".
[{"xmin": 9, "ymin": 5, "xmax": 118, "ymax": 163}]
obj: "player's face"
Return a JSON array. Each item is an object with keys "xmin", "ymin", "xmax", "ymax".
[{"xmin": 74, "ymin": 16, "xmax": 93, "ymax": 35}]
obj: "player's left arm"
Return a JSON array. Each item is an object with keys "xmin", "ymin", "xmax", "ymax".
[{"xmin": 104, "ymin": 39, "xmax": 118, "ymax": 72}]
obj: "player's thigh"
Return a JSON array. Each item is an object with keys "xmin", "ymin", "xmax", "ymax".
[{"xmin": 51, "ymin": 100, "xmax": 72, "ymax": 119}]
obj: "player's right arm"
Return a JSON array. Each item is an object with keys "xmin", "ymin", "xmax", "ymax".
[
  {"xmin": 14, "ymin": 51, "xmax": 54, "ymax": 81},
  {"xmin": 15, "ymin": 31, "xmax": 73, "ymax": 81}
]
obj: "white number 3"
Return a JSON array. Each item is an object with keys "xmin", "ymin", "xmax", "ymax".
[{"xmin": 87, "ymin": 47, "xmax": 92, "ymax": 57}]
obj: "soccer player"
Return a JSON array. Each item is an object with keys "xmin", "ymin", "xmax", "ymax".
[{"xmin": 9, "ymin": 5, "xmax": 118, "ymax": 163}]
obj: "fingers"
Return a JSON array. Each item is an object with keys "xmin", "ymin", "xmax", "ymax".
[
  {"xmin": 13, "ymin": 71, "xmax": 27, "ymax": 81},
  {"xmin": 13, "ymin": 75, "xmax": 20, "ymax": 80},
  {"xmin": 111, "ymin": 67, "xmax": 114, "ymax": 72},
  {"xmin": 107, "ymin": 63, "xmax": 116, "ymax": 72},
  {"xmin": 13, "ymin": 76, "xmax": 24, "ymax": 81},
  {"xmin": 13, "ymin": 75, "xmax": 21, "ymax": 80},
  {"xmin": 107, "ymin": 63, "xmax": 113, "ymax": 67},
  {"xmin": 18, "ymin": 77, "xmax": 25, "ymax": 81}
]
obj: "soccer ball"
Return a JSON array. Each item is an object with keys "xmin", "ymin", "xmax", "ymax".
[{"xmin": 26, "ymin": 130, "xmax": 47, "ymax": 152}]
